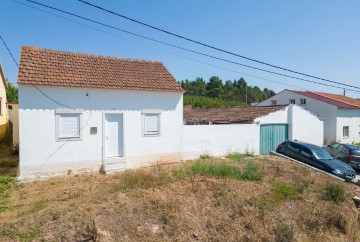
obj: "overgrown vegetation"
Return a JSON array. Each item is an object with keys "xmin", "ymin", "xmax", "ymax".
[
  {"xmin": 321, "ymin": 183, "xmax": 347, "ymax": 203},
  {"xmin": 226, "ymin": 152, "xmax": 254, "ymax": 161},
  {"xmin": 180, "ymin": 76, "xmax": 276, "ymax": 108},
  {"xmin": 0, "ymin": 176, "xmax": 16, "ymax": 212},
  {"xmin": 0, "ymin": 155, "xmax": 358, "ymax": 241}
]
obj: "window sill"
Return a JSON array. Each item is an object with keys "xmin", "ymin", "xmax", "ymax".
[{"xmin": 56, "ymin": 137, "xmax": 83, "ymax": 142}]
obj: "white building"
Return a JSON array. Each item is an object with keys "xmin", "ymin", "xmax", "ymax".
[
  {"xmin": 258, "ymin": 89, "xmax": 360, "ymax": 144},
  {"xmin": 18, "ymin": 46, "xmax": 184, "ymax": 179},
  {"xmin": 182, "ymin": 104, "xmax": 324, "ymax": 157}
]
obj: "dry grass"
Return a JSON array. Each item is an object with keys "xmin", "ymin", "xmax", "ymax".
[{"xmin": 0, "ymin": 155, "xmax": 359, "ymax": 241}]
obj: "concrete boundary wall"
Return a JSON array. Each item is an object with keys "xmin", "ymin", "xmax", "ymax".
[{"xmin": 181, "ymin": 124, "xmax": 259, "ymax": 160}]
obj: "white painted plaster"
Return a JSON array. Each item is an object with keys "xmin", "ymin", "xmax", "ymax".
[
  {"xmin": 19, "ymin": 85, "xmax": 183, "ymax": 179},
  {"xmin": 181, "ymin": 124, "xmax": 259, "ymax": 160},
  {"xmin": 259, "ymin": 90, "xmax": 337, "ymax": 144},
  {"xmin": 336, "ymin": 109, "xmax": 360, "ymax": 144}
]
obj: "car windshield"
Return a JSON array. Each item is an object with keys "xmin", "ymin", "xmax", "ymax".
[{"xmin": 312, "ymin": 148, "xmax": 333, "ymax": 160}]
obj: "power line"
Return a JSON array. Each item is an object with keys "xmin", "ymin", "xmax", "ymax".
[
  {"xmin": 0, "ymin": 35, "xmax": 19, "ymax": 67},
  {"xmin": 76, "ymin": 0, "xmax": 360, "ymax": 91},
  {"xmin": 20, "ymin": 0, "xmax": 360, "ymax": 93},
  {"xmin": 0, "ymin": 33, "xmax": 74, "ymax": 109},
  {"xmin": 13, "ymin": 0, "xmax": 309, "ymax": 92}
]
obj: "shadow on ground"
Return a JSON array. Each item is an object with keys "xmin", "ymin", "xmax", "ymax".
[{"xmin": 0, "ymin": 144, "xmax": 18, "ymax": 177}]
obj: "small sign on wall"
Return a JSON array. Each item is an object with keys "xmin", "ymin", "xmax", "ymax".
[{"xmin": 90, "ymin": 127, "xmax": 97, "ymax": 135}]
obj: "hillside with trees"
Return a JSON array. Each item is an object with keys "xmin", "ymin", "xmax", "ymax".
[{"xmin": 180, "ymin": 76, "xmax": 276, "ymax": 108}]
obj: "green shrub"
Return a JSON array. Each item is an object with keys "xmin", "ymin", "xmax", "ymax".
[
  {"xmin": 240, "ymin": 162, "xmax": 264, "ymax": 181},
  {"xmin": 321, "ymin": 183, "xmax": 346, "ymax": 203},
  {"xmin": 272, "ymin": 181, "xmax": 297, "ymax": 200}
]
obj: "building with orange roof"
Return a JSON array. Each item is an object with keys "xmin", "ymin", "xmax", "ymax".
[{"xmin": 259, "ymin": 89, "xmax": 360, "ymax": 144}]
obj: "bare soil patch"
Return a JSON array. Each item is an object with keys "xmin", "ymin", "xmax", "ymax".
[{"xmin": 0, "ymin": 155, "xmax": 360, "ymax": 241}]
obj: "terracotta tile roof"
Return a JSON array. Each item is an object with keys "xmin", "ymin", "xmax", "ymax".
[
  {"xmin": 291, "ymin": 90, "xmax": 360, "ymax": 109},
  {"xmin": 17, "ymin": 46, "xmax": 183, "ymax": 92},
  {"xmin": 184, "ymin": 105, "xmax": 287, "ymax": 123}
]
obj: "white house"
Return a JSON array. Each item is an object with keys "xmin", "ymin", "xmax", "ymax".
[
  {"xmin": 18, "ymin": 46, "xmax": 184, "ymax": 179},
  {"xmin": 258, "ymin": 89, "xmax": 360, "ymax": 144},
  {"xmin": 182, "ymin": 104, "xmax": 324, "ymax": 157}
]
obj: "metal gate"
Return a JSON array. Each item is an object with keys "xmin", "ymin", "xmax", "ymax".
[{"xmin": 260, "ymin": 124, "xmax": 288, "ymax": 155}]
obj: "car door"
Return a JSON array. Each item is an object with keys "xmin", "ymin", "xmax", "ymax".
[
  {"xmin": 327, "ymin": 144, "xmax": 339, "ymax": 157},
  {"xmin": 334, "ymin": 145, "xmax": 345, "ymax": 159},
  {"xmin": 300, "ymin": 147, "xmax": 317, "ymax": 166},
  {"xmin": 287, "ymin": 143, "xmax": 302, "ymax": 160}
]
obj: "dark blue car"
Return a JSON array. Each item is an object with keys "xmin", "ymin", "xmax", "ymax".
[{"xmin": 276, "ymin": 140, "xmax": 356, "ymax": 180}]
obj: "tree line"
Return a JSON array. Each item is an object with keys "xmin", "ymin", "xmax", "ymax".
[{"xmin": 180, "ymin": 76, "xmax": 276, "ymax": 108}]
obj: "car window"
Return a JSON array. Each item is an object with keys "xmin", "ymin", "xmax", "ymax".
[
  {"xmin": 342, "ymin": 147, "xmax": 350, "ymax": 155},
  {"xmin": 288, "ymin": 143, "xmax": 301, "ymax": 153},
  {"xmin": 312, "ymin": 149, "xmax": 333, "ymax": 160},
  {"xmin": 301, "ymin": 148, "xmax": 312, "ymax": 158},
  {"xmin": 331, "ymin": 144, "xmax": 339, "ymax": 150},
  {"xmin": 350, "ymin": 149, "xmax": 360, "ymax": 156},
  {"xmin": 335, "ymin": 145, "xmax": 344, "ymax": 152}
]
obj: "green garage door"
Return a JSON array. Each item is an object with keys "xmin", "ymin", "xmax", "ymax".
[{"xmin": 260, "ymin": 124, "xmax": 288, "ymax": 155}]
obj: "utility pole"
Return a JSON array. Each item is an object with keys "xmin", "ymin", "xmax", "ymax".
[
  {"xmin": 245, "ymin": 86, "xmax": 248, "ymax": 106},
  {"xmin": 343, "ymin": 89, "xmax": 346, "ymax": 96}
]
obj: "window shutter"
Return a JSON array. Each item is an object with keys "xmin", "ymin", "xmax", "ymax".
[
  {"xmin": 59, "ymin": 114, "xmax": 80, "ymax": 138},
  {"xmin": 144, "ymin": 114, "xmax": 159, "ymax": 135}
]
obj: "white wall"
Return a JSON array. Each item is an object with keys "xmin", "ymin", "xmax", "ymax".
[
  {"xmin": 19, "ymin": 85, "xmax": 183, "ymax": 179},
  {"xmin": 182, "ymin": 124, "xmax": 259, "ymax": 159},
  {"xmin": 259, "ymin": 90, "xmax": 336, "ymax": 144},
  {"xmin": 289, "ymin": 105, "xmax": 324, "ymax": 146},
  {"xmin": 336, "ymin": 109, "xmax": 360, "ymax": 144},
  {"xmin": 255, "ymin": 105, "xmax": 324, "ymax": 146}
]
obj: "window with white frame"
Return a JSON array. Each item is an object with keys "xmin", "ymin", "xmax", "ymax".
[
  {"xmin": 271, "ymin": 100, "xmax": 277, "ymax": 105},
  {"xmin": 56, "ymin": 109, "xmax": 83, "ymax": 141},
  {"xmin": 343, "ymin": 126, "xmax": 349, "ymax": 138},
  {"xmin": 142, "ymin": 110, "xmax": 161, "ymax": 136},
  {"xmin": 300, "ymin": 98, "xmax": 306, "ymax": 105},
  {"xmin": 289, "ymin": 99, "xmax": 295, "ymax": 104}
]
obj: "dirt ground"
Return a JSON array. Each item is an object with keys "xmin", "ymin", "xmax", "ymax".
[
  {"xmin": 0, "ymin": 155, "xmax": 360, "ymax": 241},
  {"xmin": 0, "ymin": 144, "xmax": 18, "ymax": 177}
]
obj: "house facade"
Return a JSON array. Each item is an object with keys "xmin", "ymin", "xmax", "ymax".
[
  {"xmin": 183, "ymin": 104, "xmax": 324, "ymax": 157},
  {"xmin": 258, "ymin": 89, "xmax": 360, "ymax": 144},
  {"xmin": 18, "ymin": 46, "xmax": 183, "ymax": 179},
  {"xmin": 0, "ymin": 64, "xmax": 8, "ymax": 141}
]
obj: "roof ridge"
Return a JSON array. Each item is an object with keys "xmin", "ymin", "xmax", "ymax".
[
  {"xmin": 22, "ymin": 46, "xmax": 164, "ymax": 64},
  {"xmin": 309, "ymin": 91, "xmax": 360, "ymax": 108}
]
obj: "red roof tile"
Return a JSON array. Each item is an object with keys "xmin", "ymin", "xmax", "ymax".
[
  {"xmin": 184, "ymin": 105, "xmax": 287, "ymax": 123},
  {"xmin": 17, "ymin": 46, "xmax": 183, "ymax": 93},
  {"xmin": 291, "ymin": 90, "xmax": 360, "ymax": 109}
]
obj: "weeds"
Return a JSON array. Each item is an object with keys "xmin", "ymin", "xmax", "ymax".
[
  {"xmin": 321, "ymin": 183, "xmax": 346, "ymax": 203},
  {"xmin": 199, "ymin": 154, "xmax": 212, "ymax": 160},
  {"xmin": 0, "ymin": 176, "xmax": 16, "ymax": 212},
  {"xmin": 226, "ymin": 152, "xmax": 254, "ymax": 161},
  {"xmin": 272, "ymin": 181, "xmax": 297, "ymax": 200},
  {"xmin": 189, "ymin": 160, "xmax": 242, "ymax": 179},
  {"xmin": 118, "ymin": 169, "xmax": 170, "ymax": 191},
  {"xmin": 240, "ymin": 162, "xmax": 264, "ymax": 181}
]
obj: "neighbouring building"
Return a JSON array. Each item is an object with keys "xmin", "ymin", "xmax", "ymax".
[
  {"xmin": 0, "ymin": 64, "xmax": 8, "ymax": 141},
  {"xmin": 182, "ymin": 104, "xmax": 324, "ymax": 157},
  {"xmin": 258, "ymin": 89, "xmax": 360, "ymax": 144},
  {"xmin": 18, "ymin": 46, "xmax": 184, "ymax": 179}
]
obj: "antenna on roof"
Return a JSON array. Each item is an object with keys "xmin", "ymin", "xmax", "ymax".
[{"xmin": 343, "ymin": 89, "xmax": 346, "ymax": 96}]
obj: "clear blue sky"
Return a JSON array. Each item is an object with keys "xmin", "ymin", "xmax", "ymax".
[{"xmin": 1, "ymin": 0, "xmax": 360, "ymax": 97}]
